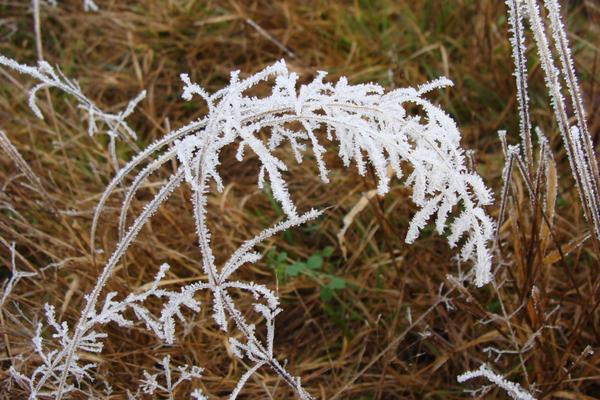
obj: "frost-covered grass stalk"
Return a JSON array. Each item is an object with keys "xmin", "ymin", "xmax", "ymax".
[
  {"xmin": 0, "ymin": 130, "xmax": 51, "ymax": 205},
  {"xmin": 478, "ymin": 2, "xmax": 597, "ymax": 397},
  {"xmin": 506, "ymin": 0, "xmax": 600, "ymax": 239},
  {"xmin": 505, "ymin": 0, "xmax": 533, "ymax": 175},
  {"xmin": 457, "ymin": 364, "xmax": 535, "ymax": 400},
  {"xmin": 5, "ymin": 59, "xmax": 494, "ymax": 399}
]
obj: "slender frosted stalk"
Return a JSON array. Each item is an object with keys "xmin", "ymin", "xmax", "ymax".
[
  {"xmin": 506, "ymin": 0, "xmax": 534, "ymax": 173},
  {"xmin": 523, "ymin": 0, "xmax": 600, "ymax": 237}
]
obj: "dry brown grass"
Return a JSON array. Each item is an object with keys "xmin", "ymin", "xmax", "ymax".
[{"xmin": 0, "ymin": 0, "xmax": 599, "ymax": 398}]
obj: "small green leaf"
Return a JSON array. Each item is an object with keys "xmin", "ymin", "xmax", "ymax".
[
  {"xmin": 286, "ymin": 262, "xmax": 306, "ymax": 276},
  {"xmin": 486, "ymin": 299, "xmax": 501, "ymax": 313},
  {"xmin": 320, "ymin": 286, "xmax": 333, "ymax": 301},
  {"xmin": 328, "ymin": 276, "xmax": 346, "ymax": 290},
  {"xmin": 306, "ymin": 255, "xmax": 323, "ymax": 270},
  {"xmin": 322, "ymin": 246, "xmax": 334, "ymax": 257},
  {"xmin": 277, "ymin": 251, "xmax": 287, "ymax": 262}
]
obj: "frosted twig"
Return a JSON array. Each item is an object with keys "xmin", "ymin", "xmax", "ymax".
[
  {"xmin": 140, "ymin": 355, "xmax": 204, "ymax": 400},
  {"xmin": 0, "ymin": 130, "xmax": 52, "ymax": 205},
  {"xmin": 457, "ymin": 364, "xmax": 536, "ymax": 400},
  {"xmin": 0, "ymin": 55, "xmax": 144, "ymax": 171},
  {"xmin": 245, "ymin": 19, "xmax": 296, "ymax": 58},
  {"xmin": 1, "ymin": 242, "xmax": 37, "ymax": 308}
]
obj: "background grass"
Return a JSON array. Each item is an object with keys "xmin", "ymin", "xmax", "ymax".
[{"xmin": 0, "ymin": 0, "xmax": 599, "ymax": 398}]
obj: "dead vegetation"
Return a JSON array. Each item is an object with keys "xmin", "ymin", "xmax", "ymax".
[{"xmin": 0, "ymin": 0, "xmax": 599, "ymax": 398}]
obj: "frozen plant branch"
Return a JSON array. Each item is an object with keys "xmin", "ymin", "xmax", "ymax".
[
  {"xmin": 10, "ymin": 264, "xmax": 203, "ymax": 399},
  {"xmin": 0, "ymin": 242, "xmax": 37, "ymax": 309},
  {"xmin": 139, "ymin": 355, "xmax": 204, "ymax": 400},
  {"xmin": 457, "ymin": 364, "xmax": 536, "ymax": 400},
  {"xmin": 96, "ymin": 60, "xmax": 494, "ymax": 285},
  {"xmin": 26, "ymin": 60, "xmax": 494, "ymax": 399},
  {"xmin": 0, "ymin": 55, "xmax": 143, "ymax": 170}
]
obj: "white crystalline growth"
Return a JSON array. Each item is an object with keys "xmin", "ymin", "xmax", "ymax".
[{"xmin": 175, "ymin": 60, "xmax": 494, "ymax": 286}]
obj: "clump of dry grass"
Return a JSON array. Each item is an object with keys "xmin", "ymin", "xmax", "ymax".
[{"xmin": 0, "ymin": 0, "xmax": 599, "ymax": 398}]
